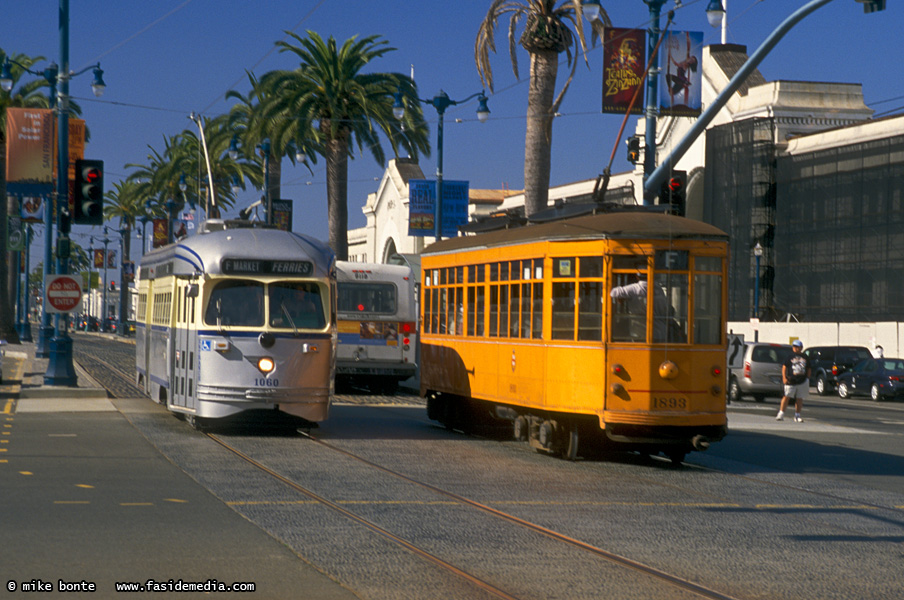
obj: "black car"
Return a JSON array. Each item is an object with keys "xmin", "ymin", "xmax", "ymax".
[
  {"xmin": 803, "ymin": 345, "xmax": 873, "ymax": 396},
  {"xmin": 836, "ymin": 357, "xmax": 904, "ymax": 401}
]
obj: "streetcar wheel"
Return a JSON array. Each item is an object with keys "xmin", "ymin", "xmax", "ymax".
[
  {"xmin": 837, "ymin": 382, "xmax": 851, "ymax": 399},
  {"xmin": 513, "ymin": 416, "xmax": 529, "ymax": 442},
  {"xmin": 561, "ymin": 428, "xmax": 579, "ymax": 461}
]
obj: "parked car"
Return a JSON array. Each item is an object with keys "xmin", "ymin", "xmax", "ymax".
[
  {"xmin": 728, "ymin": 342, "xmax": 794, "ymax": 403},
  {"xmin": 836, "ymin": 357, "xmax": 904, "ymax": 401},
  {"xmin": 804, "ymin": 345, "xmax": 873, "ymax": 395}
]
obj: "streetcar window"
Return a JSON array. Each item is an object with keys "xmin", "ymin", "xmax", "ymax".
[
  {"xmin": 695, "ymin": 256, "xmax": 721, "ymax": 272},
  {"xmin": 579, "ymin": 256, "xmax": 603, "ymax": 278},
  {"xmin": 554, "ymin": 258, "xmax": 574, "ymax": 278},
  {"xmin": 475, "ymin": 285, "xmax": 485, "ymax": 336},
  {"xmin": 489, "ymin": 285, "xmax": 499, "ymax": 337},
  {"xmin": 578, "ymin": 280, "xmax": 603, "ymax": 341},
  {"xmin": 532, "ymin": 282, "xmax": 543, "ymax": 339},
  {"xmin": 467, "ymin": 287, "xmax": 476, "ymax": 336},
  {"xmin": 269, "ymin": 282, "xmax": 326, "ymax": 329},
  {"xmin": 205, "ymin": 281, "xmax": 264, "ymax": 327},
  {"xmin": 499, "ymin": 284, "xmax": 509, "ymax": 335},
  {"xmin": 509, "ymin": 284, "xmax": 520, "ymax": 337},
  {"xmin": 610, "ymin": 266, "xmax": 647, "ymax": 343},
  {"xmin": 694, "ymin": 273, "xmax": 722, "ymax": 344},
  {"xmin": 551, "ymin": 282, "xmax": 575, "ymax": 340},
  {"xmin": 337, "ymin": 282, "xmax": 397, "ymax": 314},
  {"xmin": 520, "ymin": 283, "xmax": 531, "ymax": 338},
  {"xmin": 653, "ymin": 273, "xmax": 687, "ymax": 343}
]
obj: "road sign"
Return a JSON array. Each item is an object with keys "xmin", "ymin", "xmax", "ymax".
[
  {"xmin": 44, "ymin": 274, "xmax": 83, "ymax": 314},
  {"xmin": 727, "ymin": 333, "xmax": 745, "ymax": 370}
]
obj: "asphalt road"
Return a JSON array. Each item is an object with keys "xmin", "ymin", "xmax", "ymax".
[{"xmin": 47, "ymin": 334, "xmax": 904, "ymax": 599}]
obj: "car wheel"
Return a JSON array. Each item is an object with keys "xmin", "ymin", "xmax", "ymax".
[
  {"xmin": 728, "ymin": 378, "xmax": 741, "ymax": 403},
  {"xmin": 816, "ymin": 375, "xmax": 830, "ymax": 396},
  {"xmin": 870, "ymin": 384, "xmax": 882, "ymax": 402},
  {"xmin": 838, "ymin": 381, "xmax": 851, "ymax": 399}
]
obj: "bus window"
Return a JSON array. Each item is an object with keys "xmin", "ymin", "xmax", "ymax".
[
  {"xmin": 270, "ymin": 282, "xmax": 326, "ymax": 329},
  {"xmin": 338, "ymin": 282, "xmax": 397, "ymax": 314},
  {"xmin": 205, "ymin": 280, "xmax": 264, "ymax": 327}
]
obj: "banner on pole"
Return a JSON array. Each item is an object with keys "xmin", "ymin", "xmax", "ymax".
[
  {"xmin": 602, "ymin": 28, "xmax": 646, "ymax": 115},
  {"xmin": 408, "ymin": 180, "xmax": 469, "ymax": 238},
  {"xmin": 5, "ymin": 108, "xmax": 55, "ymax": 196},
  {"xmin": 271, "ymin": 199, "xmax": 293, "ymax": 232},
  {"xmin": 659, "ymin": 30, "xmax": 703, "ymax": 117}
]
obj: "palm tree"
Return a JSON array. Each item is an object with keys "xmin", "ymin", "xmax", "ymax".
[
  {"xmin": 475, "ymin": 0, "xmax": 609, "ymax": 217},
  {"xmin": 254, "ymin": 31, "xmax": 431, "ymax": 260}
]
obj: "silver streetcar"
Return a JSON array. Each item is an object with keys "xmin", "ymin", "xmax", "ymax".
[{"xmin": 135, "ymin": 220, "xmax": 337, "ymax": 426}]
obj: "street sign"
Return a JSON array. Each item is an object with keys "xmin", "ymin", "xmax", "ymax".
[
  {"xmin": 727, "ymin": 333, "xmax": 745, "ymax": 370},
  {"xmin": 44, "ymin": 274, "xmax": 83, "ymax": 314}
]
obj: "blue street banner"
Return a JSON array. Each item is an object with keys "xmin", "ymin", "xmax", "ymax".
[
  {"xmin": 659, "ymin": 30, "xmax": 703, "ymax": 117},
  {"xmin": 408, "ymin": 179, "xmax": 469, "ymax": 238}
]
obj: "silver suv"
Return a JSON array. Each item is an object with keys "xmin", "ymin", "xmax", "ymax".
[{"xmin": 728, "ymin": 342, "xmax": 794, "ymax": 403}]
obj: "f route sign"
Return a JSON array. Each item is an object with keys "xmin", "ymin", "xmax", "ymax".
[{"xmin": 44, "ymin": 274, "xmax": 83, "ymax": 313}]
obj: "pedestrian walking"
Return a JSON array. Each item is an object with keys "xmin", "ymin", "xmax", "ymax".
[{"xmin": 777, "ymin": 339, "xmax": 811, "ymax": 422}]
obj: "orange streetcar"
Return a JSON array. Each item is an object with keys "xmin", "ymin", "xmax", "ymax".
[{"xmin": 419, "ymin": 209, "xmax": 729, "ymax": 463}]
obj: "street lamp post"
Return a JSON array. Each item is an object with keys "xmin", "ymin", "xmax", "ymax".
[
  {"xmin": 1, "ymin": 0, "xmax": 107, "ymax": 384},
  {"xmin": 118, "ymin": 227, "xmax": 128, "ymax": 336},
  {"xmin": 753, "ymin": 242, "xmax": 763, "ymax": 342},
  {"xmin": 583, "ymin": 0, "xmax": 726, "ymax": 204},
  {"xmin": 16, "ymin": 225, "xmax": 33, "ymax": 342},
  {"xmin": 393, "ymin": 90, "xmax": 490, "ymax": 240},
  {"xmin": 101, "ymin": 228, "xmax": 110, "ymax": 330}
]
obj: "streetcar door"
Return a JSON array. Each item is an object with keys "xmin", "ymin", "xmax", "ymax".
[{"xmin": 171, "ymin": 283, "xmax": 198, "ymax": 411}]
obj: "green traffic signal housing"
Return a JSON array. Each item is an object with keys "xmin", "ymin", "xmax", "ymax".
[{"xmin": 73, "ymin": 159, "xmax": 104, "ymax": 225}]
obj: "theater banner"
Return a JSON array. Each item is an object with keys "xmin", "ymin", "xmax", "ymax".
[
  {"xmin": 659, "ymin": 30, "xmax": 703, "ymax": 117},
  {"xmin": 602, "ymin": 28, "xmax": 646, "ymax": 115}
]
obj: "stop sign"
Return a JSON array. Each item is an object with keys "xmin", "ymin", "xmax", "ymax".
[{"xmin": 45, "ymin": 275, "xmax": 83, "ymax": 313}]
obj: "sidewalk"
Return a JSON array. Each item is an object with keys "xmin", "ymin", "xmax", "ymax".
[{"xmin": 0, "ymin": 338, "xmax": 359, "ymax": 599}]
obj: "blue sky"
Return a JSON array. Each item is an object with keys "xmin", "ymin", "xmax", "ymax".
[{"xmin": 3, "ymin": 0, "xmax": 899, "ymax": 264}]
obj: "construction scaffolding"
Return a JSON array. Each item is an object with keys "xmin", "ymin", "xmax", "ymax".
[
  {"xmin": 775, "ymin": 134, "xmax": 904, "ymax": 321},
  {"xmin": 703, "ymin": 118, "xmax": 776, "ymax": 322}
]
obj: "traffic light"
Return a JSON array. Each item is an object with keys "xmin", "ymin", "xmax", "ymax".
[
  {"xmin": 110, "ymin": 281, "xmax": 116, "ymax": 292},
  {"xmin": 73, "ymin": 159, "xmax": 104, "ymax": 225},
  {"xmin": 626, "ymin": 136, "xmax": 641, "ymax": 164},
  {"xmin": 660, "ymin": 170, "xmax": 687, "ymax": 216}
]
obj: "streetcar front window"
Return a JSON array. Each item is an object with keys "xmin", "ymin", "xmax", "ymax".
[
  {"xmin": 205, "ymin": 280, "xmax": 264, "ymax": 327},
  {"xmin": 269, "ymin": 281, "xmax": 326, "ymax": 330}
]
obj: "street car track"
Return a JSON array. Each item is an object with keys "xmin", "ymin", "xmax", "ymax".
[{"xmin": 205, "ymin": 429, "xmax": 742, "ymax": 600}]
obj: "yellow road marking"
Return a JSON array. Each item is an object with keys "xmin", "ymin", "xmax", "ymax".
[
  {"xmin": 0, "ymin": 459, "xmax": 7, "ymax": 463},
  {"xmin": 19, "ymin": 471, "xmax": 32, "ymax": 476},
  {"xmin": 0, "ymin": 448, "xmax": 7, "ymax": 452},
  {"xmin": 2, "ymin": 400, "xmax": 13, "ymax": 414},
  {"xmin": 120, "ymin": 502, "xmax": 154, "ymax": 506},
  {"xmin": 163, "ymin": 498, "xmax": 188, "ymax": 503},
  {"xmin": 75, "ymin": 484, "xmax": 94, "ymax": 489}
]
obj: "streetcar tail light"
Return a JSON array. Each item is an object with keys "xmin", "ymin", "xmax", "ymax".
[{"xmin": 712, "ymin": 366, "xmax": 722, "ymax": 377}]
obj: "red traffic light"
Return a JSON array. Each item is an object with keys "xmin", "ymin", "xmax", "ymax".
[
  {"xmin": 84, "ymin": 168, "xmax": 101, "ymax": 183},
  {"xmin": 667, "ymin": 177, "xmax": 684, "ymax": 192}
]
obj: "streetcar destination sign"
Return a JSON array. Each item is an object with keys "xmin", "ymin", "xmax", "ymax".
[{"xmin": 221, "ymin": 258, "xmax": 313, "ymax": 276}]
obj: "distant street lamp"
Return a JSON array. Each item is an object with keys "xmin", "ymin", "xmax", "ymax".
[
  {"xmin": 394, "ymin": 89, "xmax": 490, "ymax": 240},
  {"xmin": 753, "ymin": 242, "xmax": 763, "ymax": 341}
]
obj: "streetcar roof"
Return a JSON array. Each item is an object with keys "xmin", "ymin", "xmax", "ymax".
[
  {"xmin": 138, "ymin": 227, "xmax": 334, "ymax": 279},
  {"xmin": 421, "ymin": 211, "xmax": 728, "ymax": 255}
]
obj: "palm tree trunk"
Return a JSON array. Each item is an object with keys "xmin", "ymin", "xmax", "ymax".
[
  {"xmin": 523, "ymin": 49, "xmax": 559, "ymax": 218},
  {"xmin": 0, "ymin": 133, "xmax": 21, "ymax": 343},
  {"xmin": 323, "ymin": 122, "xmax": 349, "ymax": 261}
]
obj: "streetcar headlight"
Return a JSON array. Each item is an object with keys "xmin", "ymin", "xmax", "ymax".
[{"xmin": 257, "ymin": 357, "xmax": 275, "ymax": 374}]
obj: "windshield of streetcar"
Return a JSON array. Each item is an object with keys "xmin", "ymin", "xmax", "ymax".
[{"xmin": 203, "ymin": 280, "xmax": 326, "ymax": 329}]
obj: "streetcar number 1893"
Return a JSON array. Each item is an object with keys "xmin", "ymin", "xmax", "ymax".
[{"xmin": 652, "ymin": 397, "xmax": 687, "ymax": 409}]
